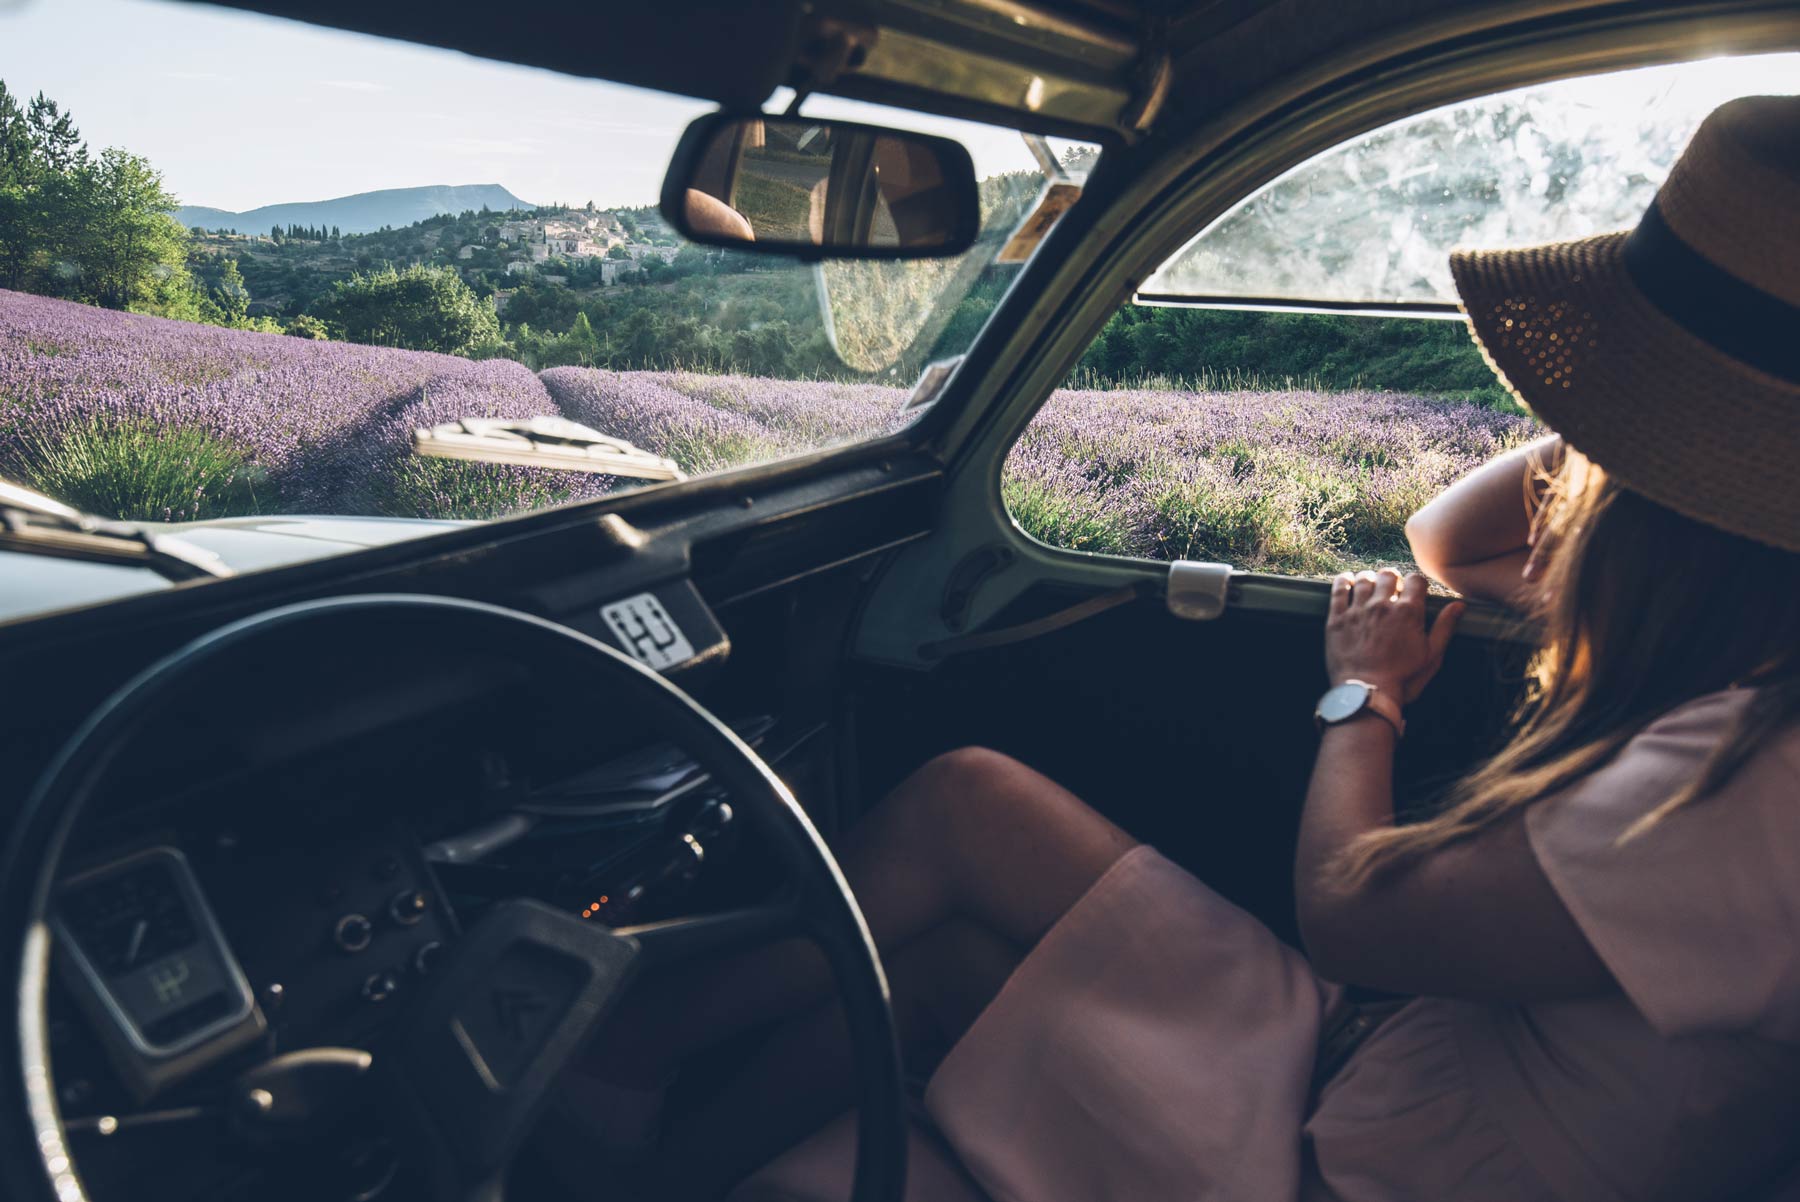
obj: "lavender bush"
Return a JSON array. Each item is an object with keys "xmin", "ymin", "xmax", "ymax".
[{"xmin": 3, "ymin": 289, "xmax": 1536, "ymax": 573}]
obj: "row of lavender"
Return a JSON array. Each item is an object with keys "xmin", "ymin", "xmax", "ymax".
[{"xmin": 0, "ymin": 289, "xmax": 1535, "ymax": 571}]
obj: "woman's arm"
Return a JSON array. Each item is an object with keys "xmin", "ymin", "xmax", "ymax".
[
  {"xmin": 1405, "ymin": 435, "xmax": 1561, "ymax": 606},
  {"xmin": 1294, "ymin": 568, "xmax": 1615, "ymax": 1001}
]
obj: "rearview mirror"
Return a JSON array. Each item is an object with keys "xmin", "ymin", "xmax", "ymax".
[{"xmin": 660, "ymin": 113, "xmax": 980, "ymax": 260}]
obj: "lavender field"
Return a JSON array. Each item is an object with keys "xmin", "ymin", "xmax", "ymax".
[
  {"xmin": 0, "ymin": 290, "xmax": 1535, "ymax": 573},
  {"xmin": 1008, "ymin": 386, "xmax": 1533, "ymax": 573}
]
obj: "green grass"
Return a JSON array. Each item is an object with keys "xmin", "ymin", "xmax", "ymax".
[
  {"xmin": 1138, "ymin": 469, "xmax": 1349, "ymax": 575},
  {"xmin": 15, "ymin": 418, "xmax": 257, "ymax": 522},
  {"xmin": 1002, "ymin": 476, "xmax": 1137, "ymax": 555},
  {"xmin": 372, "ymin": 457, "xmax": 575, "ymax": 520},
  {"xmin": 658, "ymin": 429, "xmax": 782, "ymax": 476}
]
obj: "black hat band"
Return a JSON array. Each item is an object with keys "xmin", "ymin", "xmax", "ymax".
[{"xmin": 1622, "ymin": 200, "xmax": 1800, "ymax": 386}]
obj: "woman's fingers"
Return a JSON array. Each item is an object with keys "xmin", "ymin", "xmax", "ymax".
[{"xmin": 1344, "ymin": 569, "xmax": 1415, "ymax": 610}]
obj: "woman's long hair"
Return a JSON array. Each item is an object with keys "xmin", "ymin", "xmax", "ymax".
[{"xmin": 1338, "ymin": 449, "xmax": 1800, "ymax": 885}]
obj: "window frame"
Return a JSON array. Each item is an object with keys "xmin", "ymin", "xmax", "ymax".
[{"xmin": 852, "ymin": 5, "xmax": 1800, "ymax": 668}]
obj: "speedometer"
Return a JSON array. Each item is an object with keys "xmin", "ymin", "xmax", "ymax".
[{"xmin": 53, "ymin": 846, "xmax": 264, "ymax": 1098}]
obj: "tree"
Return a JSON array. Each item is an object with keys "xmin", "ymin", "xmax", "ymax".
[
  {"xmin": 606, "ymin": 244, "xmax": 631, "ymax": 261},
  {"xmin": 76, "ymin": 148, "xmax": 192, "ymax": 310},
  {"xmin": 616, "ymin": 308, "xmax": 663, "ymax": 366},
  {"xmin": 0, "ymin": 83, "xmax": 94, "ymax": 292},
  {"xmin": 501, "ymin": 281, "xmax": 578, "ymax": 332},
  {"xmin": 0, "ymin": 81, "xmax": 33, "ymax": 187},
  {"xmin": 563, "ymin": 310, "xmax": 600, "ymax": 363},
  {"xmin": 25, "ymin": 93, "xmax": 85, "ymax": 174},
  {"xmin": 310, "ymin": 263, "xmax": 500, "ymax": 354},
  {"xmin": 0, "ymin": 82, "xmax": 37, "ymax": 287},
  {"xmin": 213, "ymin": 257, "xmax": 250, "ymax": 326}
]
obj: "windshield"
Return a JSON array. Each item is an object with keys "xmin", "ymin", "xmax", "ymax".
[{"xmin": 0, "ymin": 0, "xmax": 1092, "ymax": 609}]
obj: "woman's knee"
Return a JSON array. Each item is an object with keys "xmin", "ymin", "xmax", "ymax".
[
  {"xmin": 897, "ymin": 747, "xmax": 1047, "ymax": 836},
  {"xmin": 838, "ymin": 749, "xmax": 1029, "ymax": 908},
  {"xmin": 868, "ymin": 746, "xmax": 1135, "ymax": 943},
  {"xmin": 915, "ymin": 746, "xmax": 1030, "ymax": 799}
]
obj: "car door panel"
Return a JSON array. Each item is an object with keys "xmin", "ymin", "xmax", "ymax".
[{"xmin": 848, "ymin": 586, "xmax": 1528, "ymax": 944}]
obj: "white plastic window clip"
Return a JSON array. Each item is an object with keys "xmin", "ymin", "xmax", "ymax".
[{"xmin": 1167, "ymin": 560, "xmax": 1234, "ymax": 621}]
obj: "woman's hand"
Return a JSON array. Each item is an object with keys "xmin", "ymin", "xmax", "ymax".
[{"xmin": 1326, "ymin": 570, "xmax": 1465, "ymax": 704}]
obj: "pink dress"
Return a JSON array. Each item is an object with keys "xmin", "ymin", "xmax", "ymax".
[{"xmin": 739, "ymin": 689, "xmax": 1800, "ymax": 1201}]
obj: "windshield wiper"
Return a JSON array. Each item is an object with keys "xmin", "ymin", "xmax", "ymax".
[
  {"xmin": 0, "ymin": 479, "xmax": 233, "ymax": 581},
  {"xmin": 412, "ymin": 416, "xmax": 685, "ymax": 481}
]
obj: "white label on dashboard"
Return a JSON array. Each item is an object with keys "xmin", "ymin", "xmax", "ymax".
[{"xmin": 601, "ymin": 592, "xmax": 695, "ymax": 670}]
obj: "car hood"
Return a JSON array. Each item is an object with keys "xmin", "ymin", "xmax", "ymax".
[{"xmin": 0, "ymin": 514, "xmax": 472, "ymax": 625}]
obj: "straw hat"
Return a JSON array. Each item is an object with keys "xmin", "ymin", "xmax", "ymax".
[{"xmin": 1450, "ymin": 94, "xmax": 1800, "ymax": 553}]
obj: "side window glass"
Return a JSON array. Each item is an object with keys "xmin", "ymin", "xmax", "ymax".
[
  {"xmin": 1144, "ymin": 53, "xmax": 1800, "ymax": 309},
  {"xmin": 1005, "ymin": 54, "xmax": 1796, "ymax": 576}
]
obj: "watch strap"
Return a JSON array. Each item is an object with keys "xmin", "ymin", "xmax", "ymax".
[{"xmin": 1357, "ymin": 683, "xmax": 1406, "ymax": 738}]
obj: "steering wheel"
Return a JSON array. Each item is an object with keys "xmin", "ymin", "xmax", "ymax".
[{"xmin": 0, "ymin": 594, "xmax": 907, "ymax": 1202}]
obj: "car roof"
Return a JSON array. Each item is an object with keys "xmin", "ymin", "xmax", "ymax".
[{"xmin": 172, "ymin": 0, "xmax": 1667, "ymax": 141}]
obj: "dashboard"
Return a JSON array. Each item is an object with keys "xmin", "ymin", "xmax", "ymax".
[{"xmin": 0, "ymin": 446, "xmax": 939, "ymax": 1202}]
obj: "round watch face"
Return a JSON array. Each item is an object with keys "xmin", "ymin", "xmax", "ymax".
[{"xmin": 1317, "ymin": 682, "xmax": 1372, "ymax": 723}]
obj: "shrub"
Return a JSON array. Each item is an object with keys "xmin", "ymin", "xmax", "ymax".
[
  {"xmin": 310, "ymin": 264, "xmax": 500, "ymax": 355},
  {"xmin": 13, "ymin": 416, "xmax": 254, "ymax": 522},
  {"xmin": 285, "ymin": 313, "xmax": 330, "ymax": 340}
]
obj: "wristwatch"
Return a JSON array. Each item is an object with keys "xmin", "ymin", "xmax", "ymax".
[{"xmin": 1315, "ymin": 679, "xmax": 1405, "ymax": 738}]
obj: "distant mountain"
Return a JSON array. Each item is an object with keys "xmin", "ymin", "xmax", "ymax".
[{"xmin": 175, "ymin": 184, "xmax": 533, "ymax": 235}]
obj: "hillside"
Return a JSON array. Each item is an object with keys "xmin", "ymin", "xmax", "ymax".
[{"xmin": 177, "ymin": 183, "xmax": 533, "ymax": 235}]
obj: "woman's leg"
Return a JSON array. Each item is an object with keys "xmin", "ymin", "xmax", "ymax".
[
  {"xmin": 838, "ymin": 746, "xmax": 1140, "ymax": 949},
  {"xmin": 600, "ymin": 749, "xmax": 1138, "ymax": 1193},
  {"xmin": 590, "ymin": 747, "xmax": 1137, "ymax": 1082},
  {"xmin": 658, "ymin": 917, "xmax": 1025, "ymax": 1192}
]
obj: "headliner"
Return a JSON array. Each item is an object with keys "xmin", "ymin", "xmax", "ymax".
[{"xmin": 175, "ymin": 0, "xmax": 1571, "ymax": 139}]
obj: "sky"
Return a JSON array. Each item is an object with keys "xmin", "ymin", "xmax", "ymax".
[{"xmin": 0, "ymin": 0, "xmax": 1068, "ymax": 213}]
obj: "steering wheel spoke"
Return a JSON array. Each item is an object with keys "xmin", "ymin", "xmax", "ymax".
[{"xmin": 383, "ymin": 899, "xmax": 640, "ymax": 1202}]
